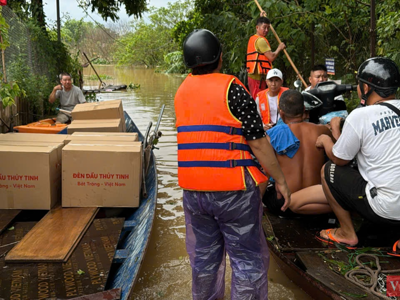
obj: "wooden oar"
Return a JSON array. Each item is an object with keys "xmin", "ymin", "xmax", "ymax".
[{"xmin": 254, "ymin": 0, "xmax": 308, "ymax": 88}]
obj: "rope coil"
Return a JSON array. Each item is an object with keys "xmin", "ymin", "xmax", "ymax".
[{"xmin": 345, "ymin": 254, "xmax": 400, "ymax": 300}]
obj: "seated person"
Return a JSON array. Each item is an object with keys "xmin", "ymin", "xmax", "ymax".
[
  {"xmin": 255, "ymin": 68, "xmax": 289, "ymax": 130},
  {"xmin": 49, "ymin": 72, "xmax": 86, "ymax": 123},
  {"xmin": 316, "ymin": 57, "xmax": 400, "ymax": 252},
  {"xmin": 263, "ymin": 90, "xmax": 333, "ymax": 217}
]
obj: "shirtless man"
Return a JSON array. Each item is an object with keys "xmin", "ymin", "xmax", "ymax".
[{"xmin": 263, "ymin": 90, "xmax": 333, "ymax": 217}]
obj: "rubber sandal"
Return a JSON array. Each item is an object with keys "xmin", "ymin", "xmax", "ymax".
[
  {"xmin": 388, "ymin": 240, "xmax": 400, "ymax": 257},
  {"xmin": 316, "ymin": 228, "xmax": 358, "ymax": 250}
]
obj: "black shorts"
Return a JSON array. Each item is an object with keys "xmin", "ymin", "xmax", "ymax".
[
  {"xmin": 324, "ymin": 161, "xmax": 400, "ymax": 226},
  {"xmin": 262, "ymin": 183, "xmax": 298, "ymax": 218}
]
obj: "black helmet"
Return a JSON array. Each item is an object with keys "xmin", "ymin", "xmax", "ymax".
[
  {"xmin": 357, "ymin": 57, "xmax": 400, "ymax": 105},
  {"xmin": 183, "ymin": 29, "xmax": 222, "ymax": 68}
]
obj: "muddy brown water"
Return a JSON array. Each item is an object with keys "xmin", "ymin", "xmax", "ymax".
[{"xmin": 83, "ymin": 66, "xmax": 312, "ymax": 300}]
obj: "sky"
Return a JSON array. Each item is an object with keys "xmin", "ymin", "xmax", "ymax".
[{"xmin": 43, "ymin": 0, "xmax": 178, "ymax": 26}]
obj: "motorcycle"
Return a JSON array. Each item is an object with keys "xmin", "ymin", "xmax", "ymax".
[{"xmin": 301, "ymin": 81, "xmax": 357, "ymax": 124}]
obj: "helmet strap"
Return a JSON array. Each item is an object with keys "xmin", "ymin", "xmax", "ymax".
[{"xmin": 359, "ymin": 82, "xmax": 374, "ymax": 106}]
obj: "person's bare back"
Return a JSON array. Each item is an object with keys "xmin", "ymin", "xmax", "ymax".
[
  {"xmin": 280, "ymin": 122, "xmax": 330, "ymax": 193},
  {"xmin": 262, "ymin": 89, "xmax": 334, "ymax": 216}
]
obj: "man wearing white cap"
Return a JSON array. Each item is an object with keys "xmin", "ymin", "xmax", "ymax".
[{"xmin": 255, "ymin": 68, "xmax": 289, "ymax": 130}]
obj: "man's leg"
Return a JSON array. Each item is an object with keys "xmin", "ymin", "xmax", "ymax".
[
  {"xmin": 183, "ymin": 191, "xmax": 225, "ymax": 300},
  {"xmin": 218, "ymin": 175, "xmax": 269, "ymax": 300},
  {"xmin": 320, "ymin": 163, "xmax": 358, "ymax": 246},
  {"xmin": 248, "ymin": 77, "xmax": 266, "ymax": 100},
  {"xmin": 55, "ymin": 112, "xmax": 70, "ymax": 124},
  {"xmin": 289, "ymin": 185, "xmax": 332, "ymax": 214}
]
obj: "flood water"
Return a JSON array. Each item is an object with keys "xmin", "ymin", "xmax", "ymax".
[{"xmin": 83, "ymin": 66, "xmax": 312, "ymax": 300}]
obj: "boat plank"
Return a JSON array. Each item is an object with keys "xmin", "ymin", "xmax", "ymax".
[
  {"xmin": 0, "ymin": 209, "xmax": 21, "ymax": 234},
  {"xmin": 264, "ymin": 210, "xmax": 332, "ymax": 251},
  {"xmin": 70, "ymin": 288, "xmax": 121, "ymax": 300},
  {"xmin": 296, "ymin": 251, "xmax": 380, "ymax": 300},
  {"xmin": 0, "ymin": 218, "xmax": 124, "ymax": 299},
  {"xmin": 5, "ymin": 207, "xmax": 98, "ymax": 262}
]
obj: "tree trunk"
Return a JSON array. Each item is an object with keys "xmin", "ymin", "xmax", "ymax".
[{"xmin": 370, "ymin": 0, "xmax": 376, "ymax": 57}]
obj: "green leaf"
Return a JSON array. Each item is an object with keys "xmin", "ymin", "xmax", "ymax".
[{"xmin": 77, "ymin": 269, "xmax": 85, "ymax": 275}]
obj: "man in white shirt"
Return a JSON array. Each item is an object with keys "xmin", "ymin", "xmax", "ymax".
[
  {"xmin": 315, "ymin": 57, "xmax": 400, "ymax": 255},
  {"xmin": 255, "ymin": 68, "xmax": 289, "ymax": 130}
]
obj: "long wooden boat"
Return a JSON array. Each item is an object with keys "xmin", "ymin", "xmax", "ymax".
[
  {"xmin": 0, "ymin": 111, "xmax": 158, "ymax": 300},
  {"xmin": 263, "ymin": 209, "xmax": 400, "ymax": 299}
]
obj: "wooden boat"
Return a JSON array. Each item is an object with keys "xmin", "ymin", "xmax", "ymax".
[
  {"xmin": 262, "ymin": 209, "xmax": 400, "ymax": 299},
  {"xmin": 13, "ymin": 118, "xmax": 67, "ymax": 134},
  {"xmin": 0, "ymin": 111, "xmax": 161, "ymax": 300}
]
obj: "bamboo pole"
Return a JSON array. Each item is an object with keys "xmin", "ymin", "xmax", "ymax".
[
  {"xmin": 254, "ymin": 0, "xmax": 308, "ymax": 88},
  {"xmin": 0, "ymin": 34, "xmax": 6, "ymax": 83}
]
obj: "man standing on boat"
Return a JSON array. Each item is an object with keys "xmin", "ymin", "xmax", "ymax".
[
  {"xmin": 175, "ymin": 29, "xmax": 291, "ymax": 299},
  {"xmin": 49, "ymin": 72, "xmax": 86, "ymax": 124},
  {"xmin": 255, "ymin": 68, "xmax": 289, "ymax": 130},
  {"xmin": 316, "ymin": 57, "xmax": 400, "ymax": 255},
  {"xmin": 263, "ymin": 90, "xmax": 333, "ymax": 217},
  {"xmin": 246, "ymin": 17, "xmax": 286, "ymax": 100}
]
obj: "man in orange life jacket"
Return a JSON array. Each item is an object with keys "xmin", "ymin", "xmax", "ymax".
[
  {"xmin": 175, "ymin": 29, "xmax": 291, "ymax": 299},
  {"xmin": 255, "ymin": 68, "xmax": 289, "ymax": 130},
  {"xmin": 246, "ymin": 17, "xmax": 286, "ymax": 100}
]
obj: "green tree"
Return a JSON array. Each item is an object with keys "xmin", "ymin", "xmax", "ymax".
[
  {"xmin": 173, "ymin": 0, "xmax": 400, "ymax": 87},
  {"xmin": 113, "ymin": 0, "xmax": 193, "ymax": 68}
]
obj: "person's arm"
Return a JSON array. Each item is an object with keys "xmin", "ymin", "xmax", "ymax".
[
  {"xmin": 315, "ymin": 134, "xmax": 350, "ymax": 166},
  {"xmin": 77, "ymin": 89, "xmax": 86, "ymax": 103},
  {"xmin": 264, "ymin": 43, "xmax": 286, "ymax": 63},
  {"xmin": 227, "ymin": 83, "xmax": 291, "ymax": 211},
  {"xmin": 49, "ymin": 85, "xmax": 62, "ymax": 104},
  {"xmin": 248, "ymin": 137, "xmax": 291, "ymax": 210},
  {"xmin": 329, "ymin": 117, "xmax": 343, "ymax": 140}
]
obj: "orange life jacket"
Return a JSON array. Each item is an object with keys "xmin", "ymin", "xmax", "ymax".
[
  {"xmin": 256, "ymin": 87, "xmax": 289, "ymax": 124},
  {"xmin": 246, "ymin": 35, "xmax": 272, "ymax": 75},
  {"xmin": 175, "ymin": 73, "xmax": 268, "ymax": 191}
]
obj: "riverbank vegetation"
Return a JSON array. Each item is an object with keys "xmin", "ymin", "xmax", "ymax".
[
  {"xmin": 2, "ymin": 0, "xmax": 400, "ymax": 124},
  {"xmin": 61, "ymin": 0, "xmax": 399, "ymax": 87}
]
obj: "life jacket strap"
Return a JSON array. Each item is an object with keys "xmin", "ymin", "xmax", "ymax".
[
  {"xmin": 178, "ymin": 142, "xmax": 252, "ymax": 153},
  {"xmin": 177, "ymin": 125, "xmax": 243, "ymax": 135},
  {"xmin": 178, "ymin": 159, "xmax": 259, "ymax": 168}
]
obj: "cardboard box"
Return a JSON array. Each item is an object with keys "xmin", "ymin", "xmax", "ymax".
[
  {"xmin": 62, "ymin": 143, "xmax": 142, "ymax": 208},
  {"xmin": 0, "ymin": 144, "xmax": 63, "ymax": 209},
  {"xmin": 65, "ymin": 134, "xmax": 138, "ymax": 145},
  {"xmin": 72, "ymin": 132, "xmax": 138, "ymax": 140},
  {"xmin": 67, "ymin": 119, "xmax": 123, "ymax": 134},
  {"xmin": 71, "ymin": 100, "xmax": 126, "ymax": 131},
  {"xmin": 0, "ymin": 133, "xmax": 69, "ymax": 145}
]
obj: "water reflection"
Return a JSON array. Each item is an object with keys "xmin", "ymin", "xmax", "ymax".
[{"xmin": 83, "ymin": 66, "xmax": 311, "ymax": 299}]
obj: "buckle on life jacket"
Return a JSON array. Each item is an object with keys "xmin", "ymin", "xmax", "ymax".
[
  {"xmin": 229, "ymin": 160, "xmax": 238, "ymax": 168},
  {"xmin": 230, "ymin": 127, "xmax": 238, "ymax": 135},
  {"xmin": 229, "ymin": 142, "xmax": 236, "ymax": 150}
]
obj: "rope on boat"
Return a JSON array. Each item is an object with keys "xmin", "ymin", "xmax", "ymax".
[{"xmin": 345, "ymin": 253, "xmax": 400, "ymax": 300}]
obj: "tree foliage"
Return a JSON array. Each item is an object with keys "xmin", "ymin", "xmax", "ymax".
[
  {"xmin": 78, "ymin": 0, "xmax": 147, "ymax": 21},
  {"xmin": 172, "ymin": 0, "xmax": 400, "ymax": 86},
  {"xmin": 113, "ymin": 0, "xmax": 193, "ymax": 68}
]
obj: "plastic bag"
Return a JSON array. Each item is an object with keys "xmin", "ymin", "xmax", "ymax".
[{"xmin": 319, "ymin": 110, "xmax": 348, "ymax": 124}]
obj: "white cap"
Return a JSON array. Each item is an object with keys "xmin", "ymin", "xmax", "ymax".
[{"xmin": 266, "ymin": 68, "xmax": 283, "ymax": 80}]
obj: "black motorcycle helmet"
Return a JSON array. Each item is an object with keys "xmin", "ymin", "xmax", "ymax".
[
  {"xmin": 357, "ymin": 57, "xmax": 400, "ymax": 106},
  {"xmin": 183, "ymin": 29, "xmax": 222, "ymax": 68}
]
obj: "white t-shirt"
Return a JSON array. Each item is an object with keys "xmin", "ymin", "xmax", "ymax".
[
  {"xmin": 268, "ymin": 94, "xmax": 279, "ymax": 123},
  {"xmin": 332, "ymin": 100, "xmax": 400, "ymax": 220}
]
